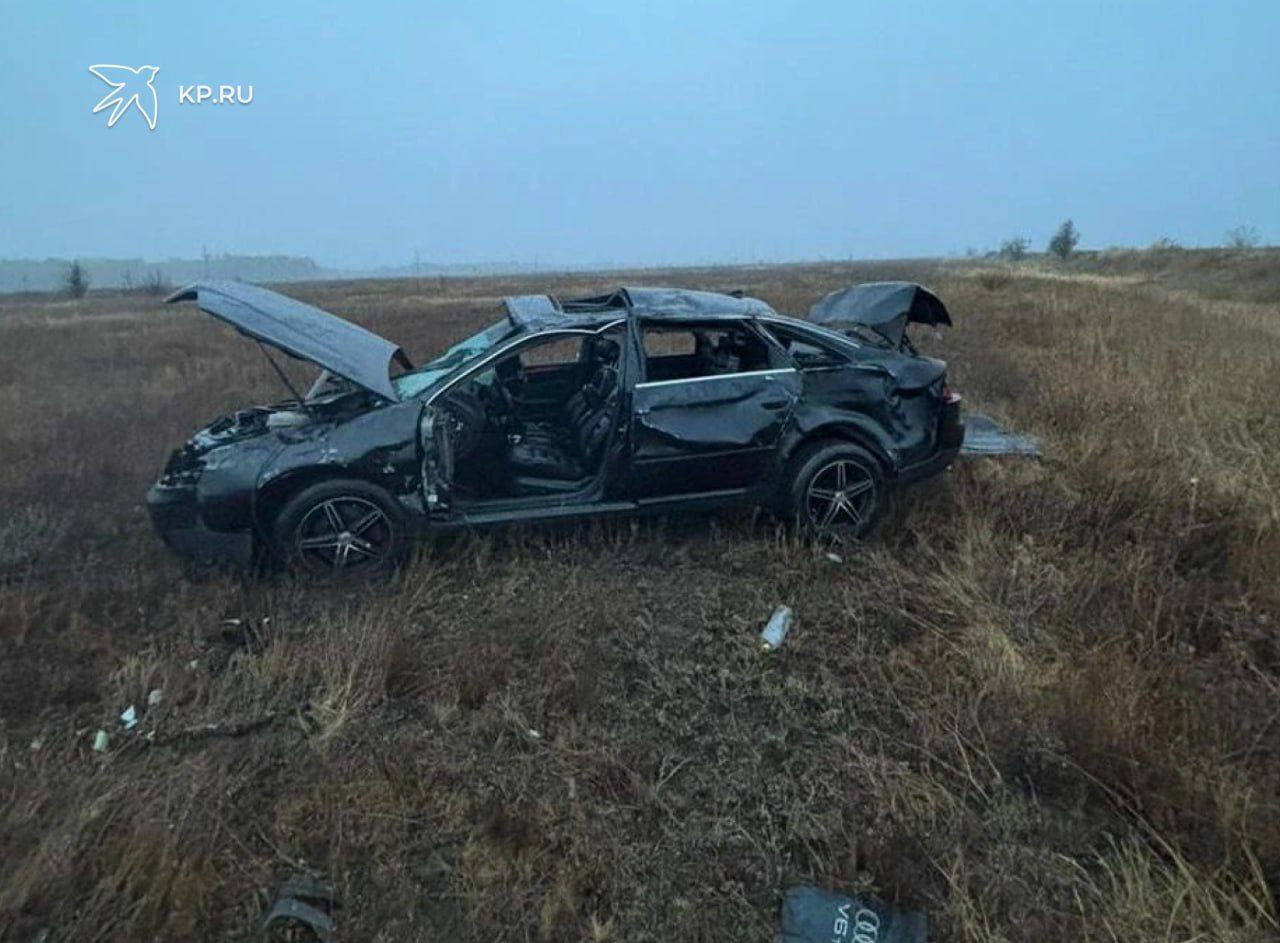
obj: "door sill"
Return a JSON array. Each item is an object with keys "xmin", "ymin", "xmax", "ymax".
[
  {"xmin": 462, "ymin": 500, "xmax": 636, "ymax": 526},
  {"xmin": 634, "ymin": 487, "xmax": 751, "ymax": 509}
]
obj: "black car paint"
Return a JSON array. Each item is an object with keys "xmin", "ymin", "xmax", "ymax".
[
  {"xmin": 808, "ymin": 280, "xmax": 952, "ymax": 348},
  {"xmin": 148, "ymin": 288, "xmax": 963, "ymax": 566},
  {"xmin": 630, "ymin": 368, "xmax": 803, "ymax": 496}
]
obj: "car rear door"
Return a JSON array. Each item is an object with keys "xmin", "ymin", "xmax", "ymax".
[{"xmin": 628, "ymin": 319, "xmax": 800, "ymax": 499}]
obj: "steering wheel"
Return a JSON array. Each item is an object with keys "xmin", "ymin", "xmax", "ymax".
[
  {"xmin": 438, "ymin": 386, "xmax": 486, "ymax": 459},
  {"xmin": 493, "ymin": 374, "xmax": 517, "ymax": 413}
]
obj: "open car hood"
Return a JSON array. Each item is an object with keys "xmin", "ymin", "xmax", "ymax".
[
  {"xmin": 167, "ymin": 281, "xmax": 410, "ymax": 401},
  {"xmin": 808, "ymin": 281, "xmax": 952, "ymax": 347}
]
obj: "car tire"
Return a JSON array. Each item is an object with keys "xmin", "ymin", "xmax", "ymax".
[
  {"xmin": 782, "ymin": 440, "xmax": 887, "ymax": 541},
  {"xmin": 271, "ymin": 478, "xmax": 407, "ymax": 579}
]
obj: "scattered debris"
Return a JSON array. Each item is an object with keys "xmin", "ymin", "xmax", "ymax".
[
  {"xmin": 155, "ymin": 711, "xmax": 277, "ymax": 747},
  {"xmin": 205, "ymin": 616, "xmax": 272, "ymax": 672},
  {"xmin": 91, "ymin": 729, "xmax": 109, "ymax": 753},
  {"xmin": 760, "ymin": 606, "xmax": 794, "ymax": 652},
  {"xmin": 213, "ymin": 614, "xmax": 271, "ymax": 660},
  {"xmin": 29, "ymin": 737, "xmax": 42, "ymax": 752},
  {"xmin": 779, "ymin": 884, "xmax": 928, "ymax": 943},
  {"xmin": 825, "ymin": 552, "xmax": 843, "ymax": 564},
  {"xmin": 120, "ymin": 705, "xmax": 138, "ymax": 730},
  {"xmin": 220, "ymin": 616, "xmax": 271, "ymax": 652},
  {"xmin": 960, "ymin": 413, "xmax": 1041, "ymax": 457},
  {"xmin": 260, "ymin": 873, "xmax": 338, "ymax": 942},
  {"xmin": 147, "ymin": 688, "xmax": 163, "ymax": 707}
]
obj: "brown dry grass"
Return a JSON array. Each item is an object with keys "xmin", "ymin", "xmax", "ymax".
[{"xmin": 1, "ymin": 252, "xmax": 1278, "ymax": 940}]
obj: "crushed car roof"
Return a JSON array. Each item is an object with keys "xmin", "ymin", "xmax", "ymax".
[
  {"xmin": 502, "ymin": 286, "xmax": 778, "ymax": 331},
  {"xmin": 167, "ymin": 281, "xmax": 410, "ymax": 401}
]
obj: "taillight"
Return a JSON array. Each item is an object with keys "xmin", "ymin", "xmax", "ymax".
[{"xmin": 941, "ymin": 384, "xmax": 962, "ymax": 405}]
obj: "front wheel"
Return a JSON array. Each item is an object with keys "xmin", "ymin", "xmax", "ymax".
[
  {"xmin": 272, "ymin": 479, "xmax": 407, "ymax": 579},
  {"xmin": 783, "ymin": 442, "xmax": 887, "ymax": 541}
]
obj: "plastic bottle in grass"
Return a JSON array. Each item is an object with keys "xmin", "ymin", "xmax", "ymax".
[{"xmin": 760, "ymin": 606, "xmax": 794, "ymax": 652}]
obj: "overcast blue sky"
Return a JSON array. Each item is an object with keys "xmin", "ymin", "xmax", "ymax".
[{"xmin": 1, "ymin": 1, "xmax": 1276, "ymax": 268}]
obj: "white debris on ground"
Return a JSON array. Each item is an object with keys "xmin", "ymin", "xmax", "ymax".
[{"xmin": 760, "ymin": 606, "xmax": 794, "ymax": 652}]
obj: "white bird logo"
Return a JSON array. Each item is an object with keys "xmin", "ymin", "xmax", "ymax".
[{"xmin": 88, "ymin": 64, "xmax": 160, "ymax": 129}]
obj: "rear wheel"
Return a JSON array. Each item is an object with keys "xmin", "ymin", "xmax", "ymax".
[
  {"xmin": 783, "ymin": 441, "xmax": 887, "ymax": 541},
  {"xmin": 272, "ymin": 479, "xmax": 407, "ymax": 579}
]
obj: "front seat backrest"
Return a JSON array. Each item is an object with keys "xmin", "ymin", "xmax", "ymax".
[
  {"xmin": 576, "ymin": 365, "xmax": 619, "ymax": 466},
  {"xmin": 566, "ymin": 337, "xmax": 621, "ymax": 426}
]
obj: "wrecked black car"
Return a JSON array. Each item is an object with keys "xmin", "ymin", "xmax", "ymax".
[{"xmin": 148, "ymin": 281, "xmax": 963, "ymax": 576}]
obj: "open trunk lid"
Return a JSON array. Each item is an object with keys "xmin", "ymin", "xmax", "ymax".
[
  {"xmin": 166, "ymin": 281, "xmax": 411, "ymax": 401},
  {"xmin": 808, "ymin": 281, "xmax": 952, "ymax": 348}
]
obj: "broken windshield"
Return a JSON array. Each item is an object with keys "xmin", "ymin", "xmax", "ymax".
[{"xmin": 392, "ymin": 320, "xmax": 515, "ymax": 398}]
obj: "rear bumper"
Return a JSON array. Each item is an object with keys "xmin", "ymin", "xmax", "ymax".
[
  {"xmin": 896, "ymin": 402, "xmax": 964, "ymax": 483},
  {"xmin": 147, "ymin": 483, "xmax": 254, "ymax": 567}
]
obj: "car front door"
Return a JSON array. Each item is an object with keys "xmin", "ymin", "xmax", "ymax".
[{"xmin": 628, "ymin": 319, "xmax": 801, "ymax": 499}]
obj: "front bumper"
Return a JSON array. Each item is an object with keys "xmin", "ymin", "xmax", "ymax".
[
  {"xmin": 147, "ymin": 483, "xmax": 254, "ymax": 567},
  {"xmin": 896, "ymin": 401, "xmax": 964, "ymax": 483}
]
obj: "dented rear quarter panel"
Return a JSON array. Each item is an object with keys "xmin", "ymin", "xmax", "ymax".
[{"xmin": 779, "ymin": 352, "xmax": 948, "ymax": 473}]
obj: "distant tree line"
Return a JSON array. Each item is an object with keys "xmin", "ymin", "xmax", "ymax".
[
  {"xmin": 987, "ymin": 220, "xmax": 1263, "ymax": 262},
  {"xmin": 1, "ymin": 254, "xmax": 324, "ymax": 295}
]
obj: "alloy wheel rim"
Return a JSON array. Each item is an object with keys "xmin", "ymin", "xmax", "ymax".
[
  {"xmin": 295, "ymin": 497, "xmax": 392, "ymax": 574},
  {"xmin": 806, "ymin": 459, "xmax": 876, "ymax": 533}
]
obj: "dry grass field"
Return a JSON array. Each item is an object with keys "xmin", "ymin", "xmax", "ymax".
[{"xmin": 1, "ymin": 250, "xmax": 1278, "ymax": 940}]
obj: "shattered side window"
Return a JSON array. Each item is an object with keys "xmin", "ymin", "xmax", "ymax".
[
  {"xmin": 641, "ymin": 322, "xmax": 774, "ymax": 382},
  {"xmin": 643, "ymin": 328, "xmax": 696, "ymax": 358},
  {"xmin": 520, "ymin": 335, "xmax": 584, "ymax": 367},
  {"xmin": 763, "ymin": 323, "xmax": 851, "ymax": 369}
]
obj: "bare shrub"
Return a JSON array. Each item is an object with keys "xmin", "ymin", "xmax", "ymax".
[
  {"xmin": 999, "ymin": 236, "xmax": 1031, "ymax": 261},
  {"xmin": 64, "ymin": 260, "xmax": 89, "ymax": 298},
  {"xmin": 140, "ymin": 269, "xmax": 171, "ymax": 296},
  {"xmin": 1048, "ymin": 219, "xmax": 1079, "ymax": 260},
  {"xmin": 1226, "ymin": 224, "xmax": 1260, "ymax": 250}
]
